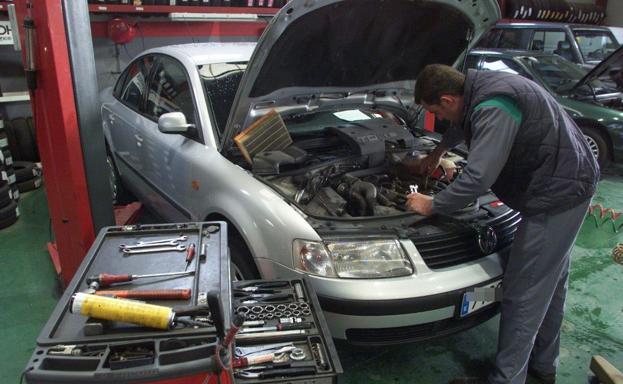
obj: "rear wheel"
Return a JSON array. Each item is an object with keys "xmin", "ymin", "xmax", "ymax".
[
  {"xmin": 106, "ymin": 154, "xmax": 133, "ymax": 205},
  {"xmin": 581, "ymin": 126, "xmax": 609, "ymax": 168}
]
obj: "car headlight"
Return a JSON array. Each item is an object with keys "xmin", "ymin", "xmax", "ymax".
[
  {"xmin": 293, "ymin": 240, "xmax": 337, "ymax": 277},
  {"xmin": 326, "ymin": 239, "xmax": 413, "ymax": 278},
  {"xmin": 293, "ymin": 239, "xmax": 413, "ymax": 279}
]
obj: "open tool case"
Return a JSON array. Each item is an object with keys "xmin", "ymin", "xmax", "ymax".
[
  {"xmin": 24, "ymin": 222, "xmax": 231, "ymax": 384},
  {"xmin": 233, "ymin": 279, "xmax": 343, "ymax": 383}
]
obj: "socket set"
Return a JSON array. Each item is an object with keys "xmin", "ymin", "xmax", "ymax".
[{"xmin": 233, "ymin": 278, "xmax": 342, "ymax": 383}]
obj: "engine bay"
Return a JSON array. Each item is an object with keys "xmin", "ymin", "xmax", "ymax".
[{"xmin": 250, "ymin": 112, "xmax": 467, "ymax": 218}]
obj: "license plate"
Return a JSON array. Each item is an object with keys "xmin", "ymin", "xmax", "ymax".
[{"xmin": 460, "ymin": 279, "xmax": 502, "ymax": 317}]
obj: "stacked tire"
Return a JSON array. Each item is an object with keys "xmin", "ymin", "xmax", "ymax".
[
  {"xmin": 0, "ymin": 116, "xmax": 20, "ymax": 230},
  {"xmin": 14, "ymin": 161, "xmax": 42, "ymax": 193},
  {"xmin": 507, "ymin": 0, "xmax": 606, "ymax": 25}
]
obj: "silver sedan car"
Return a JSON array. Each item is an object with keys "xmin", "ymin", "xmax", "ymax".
[{"xmin": 102, "ymin": 0, "xmax": 516, "ymax": 345}]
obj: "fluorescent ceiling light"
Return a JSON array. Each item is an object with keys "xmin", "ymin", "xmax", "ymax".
[{"xmin": 169, "ymin": 12, "xmax": 262, "ymax": 22}]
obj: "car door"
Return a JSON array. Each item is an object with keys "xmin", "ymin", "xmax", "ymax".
[
  {"xmin": 140, "ymin": 54, "xmax": 207, "ymax": 221},
  {"xmin": 103, "ymin": 55, "xmax": 156, "ymax": 195}
]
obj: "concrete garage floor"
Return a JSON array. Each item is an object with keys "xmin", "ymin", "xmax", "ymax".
[{"xmin": 1, "ymin": 173, "xmax": 622, "ymax": 383}]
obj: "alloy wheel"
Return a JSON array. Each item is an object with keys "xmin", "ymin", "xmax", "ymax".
[{"xmin": 584, "ymin": 134, "xmax": 600, "ymax": 160}]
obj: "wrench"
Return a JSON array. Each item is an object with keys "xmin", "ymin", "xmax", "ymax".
[
  {"xmin": 235, "ymin": 342, "xmax": 294, "ymax": 357},
  {"xmin": 120, "ymin": 236, "xmax": 188, "ymax": 249},
  {"xmin": 122, "ymin": 245, "xmax": 187, "ymax": 254}
]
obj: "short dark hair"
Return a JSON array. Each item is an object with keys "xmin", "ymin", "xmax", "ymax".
[{"xmin": 414, "ymin": 64, "xmax": 465, "ymax": 105}]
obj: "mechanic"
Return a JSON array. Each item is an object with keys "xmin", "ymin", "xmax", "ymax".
[{"xmin": 405, "ymin": 64, "xmax": 599, "ymax": 384}]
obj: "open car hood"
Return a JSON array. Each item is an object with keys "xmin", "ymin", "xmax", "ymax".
[
  {"xmin": 571, "ymin": 45, "xmax": 623, "ymax": 94},
  {"xmin": 222, "ymin": 0, "xmax": 500, "ymax": 150}
]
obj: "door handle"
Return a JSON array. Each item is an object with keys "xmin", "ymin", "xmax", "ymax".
[{"xmin": 134, "ymin": 134, "xmax": 144, "ymax": 142}]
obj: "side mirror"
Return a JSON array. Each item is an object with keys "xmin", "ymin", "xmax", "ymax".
[{"xmin": 158, "ymin": 112, "xmax": 195, "ymax": 134}]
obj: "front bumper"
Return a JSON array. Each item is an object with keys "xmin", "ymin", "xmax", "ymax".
[
  {"xmin": 318, "ymin": 276, "xmax": 501, "ymax": 346},
  {"xmin": 256, "ymin": 248, "xmax": 507, "ymax": 346}
]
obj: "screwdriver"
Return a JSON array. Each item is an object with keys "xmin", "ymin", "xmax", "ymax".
[
  {"xmin": 184, "ymin": 243, "xmax": 196, "ymax": 271},
  {"xmin": 86, "ymin": 271, "xmax": 194, "ymax": 288},
  {"xmin": 95, "ymin": 288, "xmax": 192, "ymax": 300}
]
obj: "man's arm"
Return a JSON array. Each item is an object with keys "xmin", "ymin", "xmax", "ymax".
[{"xmin": 431, "ymin": 102, "xmax": 521, "ymax": 215}]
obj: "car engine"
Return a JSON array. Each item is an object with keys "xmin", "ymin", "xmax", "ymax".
[{"xmin": 253, "ymin": 115, "xmax": 466, "ymax": 218}]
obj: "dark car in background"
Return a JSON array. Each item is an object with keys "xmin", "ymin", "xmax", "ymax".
[
  {"xmin": 476, "ymin": 22, "xmax": 620, "ymax": 68},
  {"xmin": 465, "ymin": 48, "xmax": 623, "ymax": 167}
]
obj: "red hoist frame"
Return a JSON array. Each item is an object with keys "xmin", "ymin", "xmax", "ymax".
[{"xmin": 14, "ymin": 1, "xmax": 96, "ymax": 286}]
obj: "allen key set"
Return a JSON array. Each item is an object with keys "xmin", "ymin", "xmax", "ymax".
[{"xmin": 233, "ymin": 279, "xmax": 342, "ymax": 383}]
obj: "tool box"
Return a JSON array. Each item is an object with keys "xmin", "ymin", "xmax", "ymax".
[
  {"xmin": 232, "ymin": 279, "xmax": 342, "ymax": 383},
  {"xmin": 24, "ymin": 222, "xmax": 232, "ymax": 384}
]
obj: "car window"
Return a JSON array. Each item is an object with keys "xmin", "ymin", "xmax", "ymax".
[
  {"xmin": 520, "ymin": 55, "xmax": 586, "ymax": 94},
  {"xmin": 117, "ymin": 56, "xmax": 155, "ymax": 112},
  {"xmin": 198, "ymin": 62, "xmax": 247, "ymax": 138},
  {"xmin": 531, "ymin": 30, "xmax": 570, "ymax": 56},
  {"xmin": 481, "ymin": 57, "xmax": 531, "ymax": 79},
  {"xmin": 498, "ymin": 29, "xmax": 531, "ymax": 49},
  {"xmin": 573, "ymin": 29, "xmax": 620, "ymax": 64},
  {"xmin": 475, "ymin": 29, "xmax": 501, "ymax": 48},
  {"xmin": 146, "ymin": 56, "xmax": 197, "ymax": 127}
]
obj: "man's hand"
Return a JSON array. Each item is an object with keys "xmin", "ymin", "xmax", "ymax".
[{"xmin": 406, "ymin": 193, "xmax": 433, "ymax": 216}]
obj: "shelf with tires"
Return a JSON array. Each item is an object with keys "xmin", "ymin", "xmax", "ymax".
[{"xmin": 0, "ymin": 115, "xmax": 42, "ymax": 230}]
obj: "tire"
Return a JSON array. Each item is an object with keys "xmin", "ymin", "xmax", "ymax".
[
  {"xmin": 11, "ymin": 184, "xmax": 20, "ymax": 201},
  {"xmin": 0, "ymin": 200, "xmax": 19, "ymax": 230},
  {"xmin": 1, "ymin": 165, "xmax": 16, "ymax": 185},
  {"xmin": 229, "ymin": 231, "xmax": 260, "ymax": 281},
  {"xmin": 3, "ymin": 119, "xmax": 21, "ymax": 161},
  {"xmin": 13, "ymin": 161, "xmax": 37, "ymax": 183},
  {"xmin": 106, "ymin": 154, "xmax": 133, "ymax": 205},
  {"xmin": 11, "ymin": 117, "xmax": 37, "ymax": 162},
  {"xmin": 0, "ymin": 181, "xmax": 11, "ymax": 208},
  {"xmin": 26, "ymin": 117, "xmax": 40, "ymax": 162},
  {"xmin": 581, "ymin": 126, "xmax": 609, "ymax": 168},
  {"xmin": 17, "ymin": 176, "xmax": 42, "ymax": 193},
  {"xmin": 0, "ymin": 148, "xmax": 13, "ymax": 167}
]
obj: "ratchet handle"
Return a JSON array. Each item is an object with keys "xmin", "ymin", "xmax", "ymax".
[
  {"xmin": 87, "ymin": 273, "xmax": 132, "ymax": 287},
  {"xmin": 95, "ymin": 289, "xmax": 191, "ymax": 300}
]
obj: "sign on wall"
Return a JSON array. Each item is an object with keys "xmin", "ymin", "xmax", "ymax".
[{"xmin": 0, "ymin": 21, "xmax": 14, "ymax": 45}]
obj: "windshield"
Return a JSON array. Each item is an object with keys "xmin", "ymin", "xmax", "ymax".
[
  {"xmin": 573, "ymin": 29, "xmax": 620, "ymax": 63},
  {"xmin": 284, "ymin": 108, "xmax": 402, "ymax": 135},
  {"xmin": 520, "ymin": 55, "xmax": 587, "ymax": 93}
]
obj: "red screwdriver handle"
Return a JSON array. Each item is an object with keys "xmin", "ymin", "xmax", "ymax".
[
  {"xmin": 95, "ymin": 289, "xmax": 192, "ymax": 300},
  {"xmin": 98, "ymin": 273, "xmax": 133, "ymax": 287},
  {"xmin": 186, "ymin": 244, "xmax": 196, "ymax": 263}
]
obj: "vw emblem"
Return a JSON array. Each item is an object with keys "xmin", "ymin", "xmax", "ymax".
[{"xmin": 478, "ymin": 226, "xmax": 498, "ymax": 254}]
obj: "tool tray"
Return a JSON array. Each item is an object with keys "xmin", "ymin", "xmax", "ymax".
[
  {"xmin": 24, "ymin": 222, "xmax": 231, "ymax": 384},
  {"xmin": 233, "ymin": 278, "xmax": 342, "ymax": 384}
]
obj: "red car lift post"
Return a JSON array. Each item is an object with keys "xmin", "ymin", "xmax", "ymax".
[{"xmin": 14, "ymin": 0, "xmax": 114, "ymax": 286}]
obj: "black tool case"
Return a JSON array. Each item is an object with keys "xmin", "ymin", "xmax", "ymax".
[
  {"xmin": 24, "ymin": 222, "xmax": 231, "ymax": 384},
  {"xmin": 232, "ymin": 278, "xmax": 342, "ymax": 383}
]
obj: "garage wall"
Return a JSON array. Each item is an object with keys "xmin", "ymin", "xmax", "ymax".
[{"xmin": 606, "ymin": 1, "xmax": 623, "ymax": 27}]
